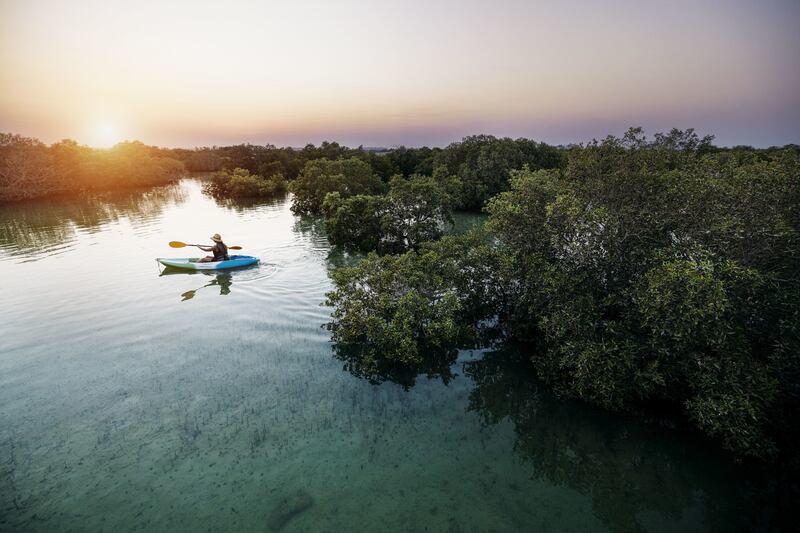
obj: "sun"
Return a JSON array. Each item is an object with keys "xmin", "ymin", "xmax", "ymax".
[{"xmin": 90, "ymin": 121, "xmax": 121, "ymax": 148}]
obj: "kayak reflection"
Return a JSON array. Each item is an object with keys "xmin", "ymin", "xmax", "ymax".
[{"xmin": 159, "ymin": 269, "xmax": 234, "ymax": 301}]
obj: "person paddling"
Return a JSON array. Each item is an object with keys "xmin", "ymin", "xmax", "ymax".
[{"xmin": 196, "ymin": 233, "xmax": 229, "ymax": 263}]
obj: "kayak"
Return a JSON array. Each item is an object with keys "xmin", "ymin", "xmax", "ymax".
[{"xmin": 157, "ymin": 255, "xmax": 259, "ymax": 271}]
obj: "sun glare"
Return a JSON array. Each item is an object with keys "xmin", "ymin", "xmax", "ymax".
[{"xmin": 91, "ymin": 121, "xmax": 120, "ymax": 148}]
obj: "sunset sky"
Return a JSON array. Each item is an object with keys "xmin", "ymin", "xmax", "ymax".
[{"xmin": 1, "ymin": 0, "xmax": 798, "ymax": 148}]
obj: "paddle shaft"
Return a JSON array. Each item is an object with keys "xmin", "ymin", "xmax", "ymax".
[
  {"xmin": 169, "ymin": 241, "xmax": 241, "ymax": 250},
  {"xmin": 195, "ymin": 244, "xmax": 242, "ymax": 250}
]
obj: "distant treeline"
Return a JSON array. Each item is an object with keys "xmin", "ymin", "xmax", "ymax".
[
  {"xmin": 2, "ymin": 130, "xmax": 797, "ymax": 204},
  {"xmin": 176, "ymin": 136, "xmax": 565, "ymax": 210},
  {"xmin": 0, "ymin": 134, "xmax": 184, "ymax": 202}
]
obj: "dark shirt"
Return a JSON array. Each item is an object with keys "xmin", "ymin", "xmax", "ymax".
[{"xmin": 212, "ymin": 242, "xmax": 229, "ymax": 261}]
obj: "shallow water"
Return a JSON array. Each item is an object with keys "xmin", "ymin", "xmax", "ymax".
[{"xmin": 0, "ymin": 179, "xmax": 768, "ymax": 532}]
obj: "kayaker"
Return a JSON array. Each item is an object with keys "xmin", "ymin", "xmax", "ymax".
[{"xmin": 197, "ymin": 233, "xmax": 230, "ymax": 263}]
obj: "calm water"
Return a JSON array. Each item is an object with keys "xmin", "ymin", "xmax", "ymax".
[{"xmin": 0, "ymin": 179, "xmax": 767, "ymax": 532}]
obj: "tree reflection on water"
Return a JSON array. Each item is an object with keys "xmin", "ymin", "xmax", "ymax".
[
  {"xmin": 0, "ymin": 183, "xmax": 186, "ymax": 256},
  {"xmin": 331, "ymin": 342, "xmax": 458, "ymax": 390},
  {"xmin": 464, "ymin": 349, "xmax": 764, "ymax": 533},
  {"xmin": 333, "ymin": 341, "xmax": 769, "ymax": 532}
]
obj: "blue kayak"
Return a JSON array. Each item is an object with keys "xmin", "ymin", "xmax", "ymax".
[{"xmin": 157, "ymin": 255, "xmax": 259, "ymax": 271}]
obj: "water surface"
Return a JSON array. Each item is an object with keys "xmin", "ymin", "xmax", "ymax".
[{"xmin": 0, "ymin": 179, "xmax": 767, "ymax": 532}]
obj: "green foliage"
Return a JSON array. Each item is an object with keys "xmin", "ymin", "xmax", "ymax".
[
  {"xmin": 324, "ymin": 250, "xmax": 469, "ymax": 388},
  {"xmin": 423, "ymin": 231, "xmax": 505, "ymax": 327},
  {"xmin": 321, "ymin": 174, "xmax": 459, "ymax": 253},
  {"xmin": 324, "ymin": 230, "xmax": 502, "ymax": 386},
  {"xmin": 382, "ymin": 174, "xmax": 457, "ymax": 250},
  {"xmin": 203, "ymin": 167, "xmax": 287, "ymax": 199},
  {"xmin": 289, "ymin": 157, "xmax": 383, "ymax": 215},
  {"xmin": 485, "ymin": 129, "xmax": 799, "ymax": 457},
  {"xmin": 325, "ymin": 128, "xmax": 800, "ymax": 460},
  {"xmin": 167, "ymin": 142, "xmax": 442, "ymax": 183},
  {"xmin": 433, "ymin": 134, "xmax": 564, "ymax": 210},
  {"xmin": 632, "ymin": 256, "xmax": 778, "ymax": 455},
  {"xmin": 322, "ymin": 192, "xmax": 387, "ymax": 252},
  {"xmin": 184, "ymin": 149, "xmax": 224, "ymax": 172},
  {"xmin": 360, "ymin": 146, "xmax": 440, "ymax": 180}
]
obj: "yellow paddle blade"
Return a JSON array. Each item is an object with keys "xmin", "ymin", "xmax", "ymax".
[{"xmin": 229, "ymin": 246, "xmax": 242, "ymax": 250}]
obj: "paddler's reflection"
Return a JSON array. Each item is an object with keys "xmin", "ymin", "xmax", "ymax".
[{"xmin": 180, "ymin": 272, "xmax": 233, "ymax": 301}]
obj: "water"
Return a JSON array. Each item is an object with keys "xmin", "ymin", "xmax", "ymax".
[{"xmin": 0, "ymin": 179, "xmax": 768, "ymax": 532}]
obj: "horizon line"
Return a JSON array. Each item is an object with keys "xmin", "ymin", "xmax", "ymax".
[{"xmin": 5, "ymin": 129, "xmax": 799, "ymax": 152}]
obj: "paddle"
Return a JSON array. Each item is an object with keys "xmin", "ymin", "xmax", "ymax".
[{"xmin": 169, "ymin": 240, "xmax": 242, "ymax": 250}]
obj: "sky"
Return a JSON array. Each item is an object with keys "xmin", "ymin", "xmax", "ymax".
[{"xmin": 1, "ymin": 0, "xmax": 798, "ymax": 148}]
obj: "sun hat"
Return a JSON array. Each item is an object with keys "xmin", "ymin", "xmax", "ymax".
[{"xmin": 211, "ymin": 233, "xmax": 222, "ymax": 242}]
